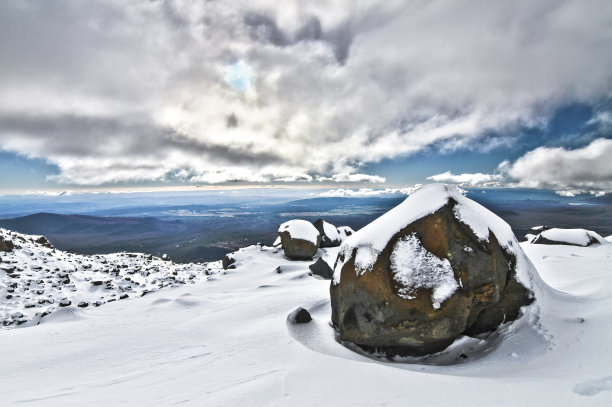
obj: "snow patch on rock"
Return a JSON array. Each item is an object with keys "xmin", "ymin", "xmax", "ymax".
[{"xmin": 391, "ymin": 234, "xmax": 458, "ymax": 309}]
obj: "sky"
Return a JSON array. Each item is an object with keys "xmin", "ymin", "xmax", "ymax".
[{"xmin": 0, "ymin": 0, "xmax": 611, "ymax": 195}]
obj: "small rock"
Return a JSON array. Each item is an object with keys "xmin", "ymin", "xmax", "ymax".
[
  {"xmin": 59, "ymin": 299, "xmax": 71, "ymax": 307},
  {"xmin": 287, "ymin": 307, "xmax": 312, "ymax": 324},
  {"xmin": 222, "ymin": 254, "xmax": 236, "ymax": 270},
  {"xmin": 77, "ymin": 301, "xmax": 89, "ymax": 308},
  {"xmin": 308, "ymin": 258, "xmax": 334, "ymax": 280}
]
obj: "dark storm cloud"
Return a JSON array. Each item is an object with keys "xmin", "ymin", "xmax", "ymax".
[{"xmin": 243, "ymin": 11, "xmax": 352, "ymax": 64}]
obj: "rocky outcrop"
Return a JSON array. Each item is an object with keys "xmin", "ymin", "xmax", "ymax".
[
  {"xmin": 308, "ymin": 258, "xmax": 334, "ymax": 280},
  {"xmin": 330, "ymin": 184, "xmax": 535, "ymax": 356},
  {"xmin": 278, "ymin": 220, "xmax": 321, "ymax": 260}
]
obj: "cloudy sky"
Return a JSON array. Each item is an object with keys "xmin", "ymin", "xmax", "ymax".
[{"xmin": 1, "ymin": 0, "xmax": 611, "ymax": 194}]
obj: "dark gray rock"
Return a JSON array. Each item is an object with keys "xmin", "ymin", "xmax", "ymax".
[
  {"xmin": 308, "ymin": 258, "xmax": 334, "ymax": 280},
  {"xmin": 222, "ymin": 254, "xmax": 236, "ymax": 270},
  {"xmin": 287, "ymin": 307, "xmax": 312, "ymax": 324},
  {"xmin": 35, "ymin": 236, "xmax": 54, "ymax": 248}
]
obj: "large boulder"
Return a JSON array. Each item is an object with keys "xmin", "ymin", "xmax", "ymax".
[
  {"xmin": 313, "ymin": 219, "xmax": 342, "ymax": 247},
  {"xmin": 278, "ymin": 220, "xmax": 321, "ymax": 260},
  {"xmin": 530, "ymin": 228, "xmax": 608, "ymax": 247},
  {"xmin": 330, "ymin": 184, "xmax": 535, "ymax": 356}
]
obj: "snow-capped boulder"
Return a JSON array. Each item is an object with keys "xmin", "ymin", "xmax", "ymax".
[
  {"xmin": 337, "ymin": 226, "xmax": 355, "ymax": 241},
  {"xmin": 531, "ymin": 228, "xmax": 608, "ymax": 247},
  {"xmin": 313, "ymin": 219, "xmax": 342, "ymax": 247},
  {"xmin": 278, "ymin": 220, "xmax": 321, "ymax": 260},
  {"xmin": 308, "ymin": 257, "xmax": 334, "ymax": 280},
  {"xmin": 330, "ymin": 184, "xmax": 535, "ymax": 356}
]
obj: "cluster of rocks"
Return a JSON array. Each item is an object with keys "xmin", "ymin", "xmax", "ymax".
[
  {"xmin": 277, "ymin": 218, "xmax": 354, "ymax": 260},
  {"xmin": 0, "ymin": 228, "xmax": 224, "ymax": 328}
]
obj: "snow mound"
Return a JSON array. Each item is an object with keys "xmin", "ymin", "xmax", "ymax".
[
  {"xmin": 607, "ymin": 235, "xmax": 612, "ymax": 243},
  {"xmin": 533, "ymin": 228, "xmax": 608, "ymax": 246},
  {"xmin": 278, "ymin": 220, "xmax": 320, "ymax": 244},
  {"xmin": 40, "ymin": 306, "xmax": 85, "ymax": 324}
]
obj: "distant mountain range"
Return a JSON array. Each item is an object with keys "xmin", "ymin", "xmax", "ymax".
[{"xmin": 1, "ymin": 192, "xmax": 610, "ymax": 263}]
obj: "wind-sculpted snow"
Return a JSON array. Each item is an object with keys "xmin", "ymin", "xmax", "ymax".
[{"xmin": 0, "ymin": 228, "xmax": 223, "ymax": 328}]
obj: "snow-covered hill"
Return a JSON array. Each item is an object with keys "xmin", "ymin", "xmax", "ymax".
[
  {"xmin": 1, "ymin": 227, "xmax": 612, "ymax": 405},
  {"xmin": 1, "ymin": 228, "xmax": 224, "ymax": 327}
]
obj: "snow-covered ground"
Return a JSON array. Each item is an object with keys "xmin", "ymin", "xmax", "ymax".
[
  {"xmin": 1, "ymin": 230, "xmax": 612, "ymax": 405},
  {"xmin": 0, "ymin": 228, "xmax": 224, "ymax": 327}
]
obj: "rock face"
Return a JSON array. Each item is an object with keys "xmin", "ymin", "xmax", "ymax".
[
  {"xmin": 313, "ymin": 219, "xmax": 342, "ymax": 247},
  {"xmin": 308, "ymin": 258, "xmax": 334, "ymax": 280},
  {"xmin": 530, "ymin": 228, "xmax": 607, "ymax": 247},
  {"xmin": 278, "ymin": 220, "xmax": 321, "ymax": 260},
  {"xmin": 330, "ymin": 184, "xmax": 535, "ymax": 356}
]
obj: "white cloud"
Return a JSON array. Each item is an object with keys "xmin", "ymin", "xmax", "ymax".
[
  {"xmin": 427, "ymin": 171, "xmax": 503, "ymax": 186},
  {"xmin": 1, "ymin": 1, "xmax": 611, "ymax": 185},
  {"xmin": 317, "ymin": 173, "xmax": 385, "ymax": 183},
  {"xmin": 427, "ymin": 138, "xmax": 612, "ymax": 194},
  {"xmin": 320, "ymin": 185, "xmax": 423, "ymax": 197},
  {"xmin": 507, "ymin": 138, "xmax": 612, "ymax": 193}
]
